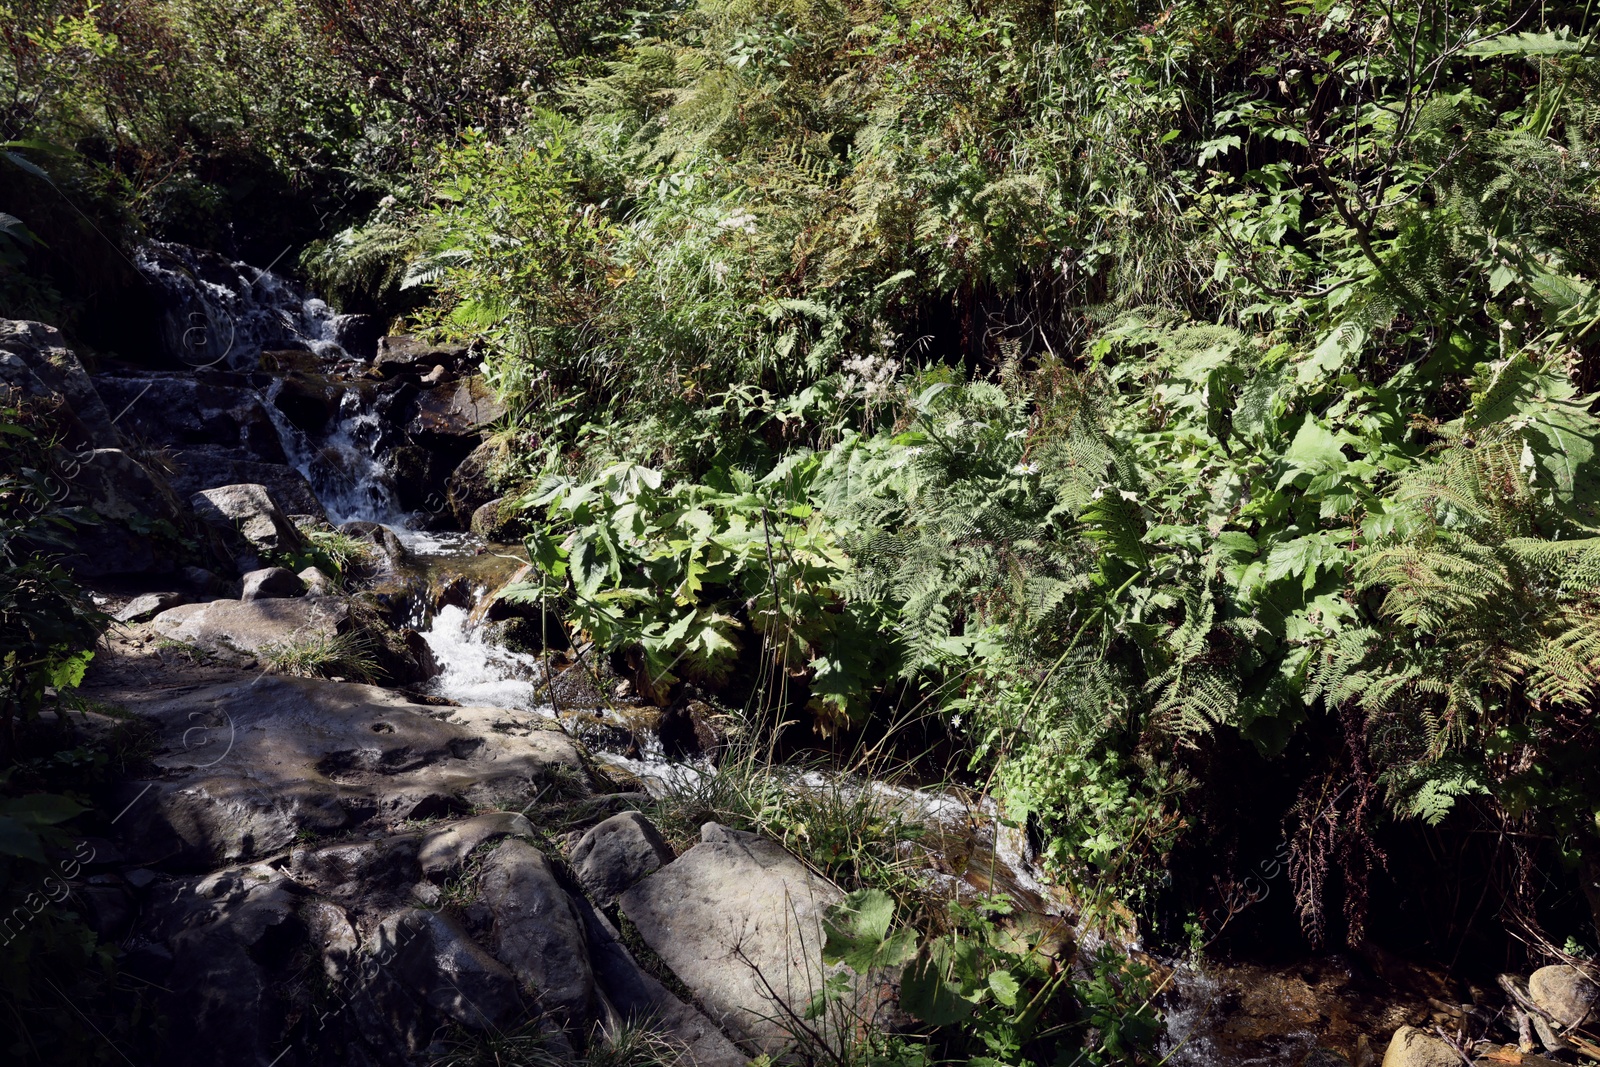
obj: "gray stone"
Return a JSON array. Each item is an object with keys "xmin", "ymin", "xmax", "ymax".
[
  {"xmin": 143, "ymin": 862, "xmax": 304, "ymax": 1067},
  {"xmin": 418, "ymin": 811, "xmax": 535, "ymax": 878},
  {"xmin": 447, "ymin": 438, "xmax": 506, "ymax": 527},
  {"xmin": 617, "ymin": 821, "xmax": 846, "ymax": 1055},
  {"xmin": 190, "ymin": 483, "xmax": 307, "ymax": 571},
  {"xmin": 570, "ymin": 811, "xmax": 674, "ymax": 906},
  {"xmin": 116, "ymin": 591, "xmax": 186, "ymax": 623},
  {"xmin": 409, "ymin": 375, "xmax": 505, "ymax": 441},
  {"xmin": 479, "ymin": 839, "xmax": 595, "ymax": 1024},
  {"xmin": 162, "ymin": 445, "xmax": 324, "ymax": 519},
  {"xmin": 290, "ymin": 836, "xmax": 423, "ymax": 908},
  {"xmin": 378, "ymin": 908, "xmax": 524, "ymax": 1032},
  {"xmin": 103, "ymin": 676, "xmax": 587, "ymax": 867},
  {"xmin": 0, "ymin": 320, "xmax": 118, "ymax": 448},
  {"xmin": 1530, "ymin": 963, "xmax": 1596, "ymax": 1028},
  {"xmin": 62, "ymin": 448, "xmax": 186, "ymax": 577},
  {"xmin": 92, "ymin": 373, "xmax": 286, "ymax": 460},
  {"xmin": 152, "ymin": 595, "xmax": 347, "ymax": 655},
  {"xmin": 298, "ymin": 566, "xmax": 336, "ymax": 596},
  {"xmin": 1379, "ymin": 1026, "xmax": 1459, "ymax": 1067},
  {"xmin": 240, "ymin": 566, "xmax": 305, "ymax": 601}
]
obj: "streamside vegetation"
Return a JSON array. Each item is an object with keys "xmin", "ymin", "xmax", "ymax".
[
  {"xmin": 381, "ymin": 0, "xmax": 1600, "ymax": 965},
  {"xmin": 7, "ymin": 0, "xmax": 1600, "ymax": 1063}
]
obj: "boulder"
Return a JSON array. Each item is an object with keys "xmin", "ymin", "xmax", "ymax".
[
  {"xmin": 470, "ymin": 497, "xmax": 521, "ymax": 540},
  {"xmin": 337, "ymin": 520, "xmax": 408, "ymax": 569},
  {"xmin": 617, "ymin": 821, "xmax": 847, "ymax": 1054},
  {"xmin": 116, "ymin": 591, "xmax": 186, "ymax": 623},
  {"xmin": 68, "ymin": 448, "xmax": 178, "ymax": 523},
  {"xmin": 298, "ymin": 566, "xmax": 335, "ymax": 597},
  {"xmin": 372, "ymin": 335, "xmax": 472, "ymax": 380},
  {"xmin": 190, "ymin": 483, "xmax": 306, "ymax": 571},
  {"xmin": 0, "ymin": 319, "xmax": 118, "ymax": 448},
  {"xmin": 408, "ymin": 375, "xmax": 505, "ymax": 442},
  {"xmin": 446, "ymin": 437, "xmax": 507, "ymax": 527},
  {"xmin": 570, "ymin": 811, "xmax": 674, "ymax": 907},
  {"xmin": 152, "ymin": 596, "xmax": 346, "ymax": 655},
  {"xmin": 240, "ymin": 566, "xmax": 305, "ymax": 601},
  {"xmin": 1530, "ymin": 963, "xmax": 1596, "ymax": 1028},
  {"xmin": 92, "ymin": 373, "xmax": 286, "ymax": 461},
  {"xmin": 62, "ymin": 448, "xmax": 187, "ymax": 577},
  {"xmin": 161, "ymin": 446, "xmax": 324, "ymax": 519},
  {"xmin": 1379, "ymin": 1026, "xmax": 1459, "ymax": 1067},
  {"xmin": 478, "ymin": 839, "xmax": 596, "ymax": 1025}
]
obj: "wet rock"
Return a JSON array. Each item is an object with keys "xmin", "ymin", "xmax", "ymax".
[
  {"xmin": 298, "ymin": 565, "xmax": 336, "ymax": 596},
  {"xmin": 389, "ymin": 444, "xmax": 451, "ymax": 514},
  {"xmin": 105, "ymin": 676, "xmax": 588, "ymax": 867},
  {"xmin": 479, "ymin": 839, "xmax": 596, "ymax": 1024},
  {"xmin": 190, "ymin": 482, "xmax": 307, "ymax": 571},
  {"xmin": 92, "ymin": 373, "xmax": 287, "ymax": 461},
  {"xmin": 570, "ymin": 811, "xmax": 674, "ymax": 907},
  {"xmin": 408, "ymin": 375, "xmax": 505, "ymax": 442},
  {"xmin": 372, "ymin": 335, "xmax": 472, "ymax": 380},
  {"xmin": 659, "ymin": 698, "xmax": 724, "ymax": 760},
  {"xmin": 162, "ymin": 446, "xmax": 324, "ymax": 519},
  {"xmin": 617, "ymin": 821, "xmax": 847, "ymax": 1054},
  {"xmin": 0, "ymin": 319, "xmax": 118, "ymax": 448},
  {"xmin": 116, "ymin": 591, "xmax": 187, "ymax": 623},
  {"xmin": 330, "ymin": 314, "xmax": 379, "ymax": 361},
  {"xmin": 1529, "ymin": 963, "xmax": 1596, "ymax": 1028},
  {"xmin": 241, "ymin": 566, "xmax": 305, "ymax": 601},
  {"xmin": 266, "ymin": 362, "xmax": 342, "ymax": 434},
  {"xmin": 418, "ymin": 812, "xmax": 536, "ymax": 877},
  {"xmin": 1302, "ymin": 1050, "xmax": 1351, "ymax": 1066},
  {"xmin": 1380, "ymin": 1025, "xmax": 1458, "ymax": 1067},
  {"xmin": 152, "ymin": 596, "xmax": 347, "ymax": 655},
  {"xmin": 447, "ymin": 437, "xmax": 506, "ymax": 527}
]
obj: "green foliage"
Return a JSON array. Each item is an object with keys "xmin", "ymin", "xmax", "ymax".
[{"xmin": 813, "ymin": 889, "xmax": 1161, "ymax": 1067}]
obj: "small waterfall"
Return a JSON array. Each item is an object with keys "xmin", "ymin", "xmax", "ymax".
[
  {"xmin": 135, "ymin": 241, "xmax": 363, "ymax": 371},
  {"xmin": 417, "ymin": 603, "xmax": 544, "ymax": 708},
  {"xmin": 262, "ymin": 380, "xmax": 404, "ymax": 527},
  {"xmin": 135, "ymin": 239, "xmax": 404, "ymax": 526}
]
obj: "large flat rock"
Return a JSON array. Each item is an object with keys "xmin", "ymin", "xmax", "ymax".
[
  {"xmin": 617, "ymin": 821, "xmax": 844, "ymax": 1055},
  {"xmin": 152, "ymin": 596, "xmax": 347, "ymax": 655},
  {"xmin": 106, "ymin": 674, "xmax": 589, "ymax": 866}
]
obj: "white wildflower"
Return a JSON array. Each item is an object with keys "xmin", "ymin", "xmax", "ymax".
[
  {"xmin": 1012, "ymin": 461, "xmax": 1039, "ymax": 475},
  {"xmin": 841, "ymin": 353, "xmax": 901, "ymax": 406}
]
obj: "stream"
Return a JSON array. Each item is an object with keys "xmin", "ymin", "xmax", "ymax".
[{"xmin": 126, "ymin": 241, "xmax": 1448, "ymax": 1067}]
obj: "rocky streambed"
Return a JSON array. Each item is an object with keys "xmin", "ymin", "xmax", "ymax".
[{"xmin": 5, "ymin": 244, "xmax": 1598, "ymax": 1067}]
